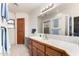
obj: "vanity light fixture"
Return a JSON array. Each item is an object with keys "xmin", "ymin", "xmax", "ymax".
[{"xmin": 41, "ymin": 3, "xmax": 54, "ymax": 13}]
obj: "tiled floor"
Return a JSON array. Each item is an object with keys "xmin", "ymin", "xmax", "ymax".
[{"xmin": 9, "ymin": 44, "xmax": 29, "ymax": 56}]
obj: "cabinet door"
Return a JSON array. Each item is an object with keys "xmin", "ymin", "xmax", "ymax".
[
  {"xmin": 37, "ymin": 50, "xmax": 45, "ymax": 56},
  {"xmin": 32, "ymin": 40, "xmax": 45, "ymax": 52},
  {"xmin": 46, "ymin": 46, "xmax": 61, "ymax": 56},
  {"xmin": 32, "ymin": 47, "xmax": 37, "ymax": 56}
]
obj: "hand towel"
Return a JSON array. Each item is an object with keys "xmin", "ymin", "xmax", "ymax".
[
  {"xmin": 1, "ymin": 27, "xmax": 11, "ymax": 55},
  {"xmin": 5, "ymin": 28, "xmax": 11, "ymax": 54},
  {"xmin": 1, "ymin": 28, "xmax": 6, "ymax": 54},
  {"xmin": 0, "ymin": 29, "xmax": 2, "ymax": 54},
  {"xmin": 1, "ymin": 3, "xmax": 9, "ymax": 21}
]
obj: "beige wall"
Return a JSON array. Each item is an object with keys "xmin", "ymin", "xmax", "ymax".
[
  {"xmin": 8, "ymin": 12, "xmax": 15, "ymax": 45},
  {"xmin": 60, "ymin": 4, "xmax": 79, "ymax": 16}
]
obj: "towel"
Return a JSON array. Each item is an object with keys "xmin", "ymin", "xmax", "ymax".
[
  {"xmin": 1, "ymin": 28, "xmax": 11, "ymax": 54},
  {"xmin": 1, "ymin": 28, "xmax": 6, "ymax": 54},
  {"xmin": 1, "ymin": 3, "xmax": 9, "ymax": 21},
  {"xmin": 0, "ymin": 29, "xmax": 2, "ymax": 54},
  {"xmin": 6, "ymin": 28, "xmax": 11, "ymax": 54}
]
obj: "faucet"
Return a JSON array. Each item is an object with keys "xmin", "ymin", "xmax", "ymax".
[
  {"xmin": 38, "ymin": 33, "xmax": 48, "ymax": 40},
  {"xmin": 44, "ymin": 34, "xmax": 48, "ymax": 40}
]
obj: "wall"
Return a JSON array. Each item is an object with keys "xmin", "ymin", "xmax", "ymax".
[
  {"xmin": 8, "ymin": 12, "xmax": 15, "ymax": 45},
  {"xmin": 28, "ymin": 4, "xmax": 49, "ymax": 34},
  {"xmin": 60, "ymin": 4, "xmax": 79, "ymax": 16}
]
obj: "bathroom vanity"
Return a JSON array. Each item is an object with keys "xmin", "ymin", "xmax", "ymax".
[
  {"xmin": 28, "ymin": 36, "xmax": 79, "ymax": 56},
  {"xmin": 29, "ymin": 38, "xmax": 68, "ymax": 56}
]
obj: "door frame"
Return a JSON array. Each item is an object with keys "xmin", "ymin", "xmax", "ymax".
[{"xmin": 17, "ymin": 18, "xmax": 25, "ymax": 44}]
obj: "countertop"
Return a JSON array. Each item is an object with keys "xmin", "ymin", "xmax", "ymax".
[{"xmin": 30, "ymin": 36, "xmax": 79, "ymax": 56}]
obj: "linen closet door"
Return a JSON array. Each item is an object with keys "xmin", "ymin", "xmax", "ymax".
[{"xmin": 17, "ymin": 18, "xmax": 25, "ymax": 44}]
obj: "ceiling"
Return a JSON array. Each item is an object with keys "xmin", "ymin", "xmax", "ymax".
[{"xmin": 8, "ymin": 3, "xmax": 49, "ymax": 13}]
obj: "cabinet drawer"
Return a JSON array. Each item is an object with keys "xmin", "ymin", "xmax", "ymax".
[
  {"xmin": 46, "ymin": 46, "xmax": 61, "ymax": 56},
  {"xmin": 32, "ymin": 40, "xmax": 45, "ymax": 52}
]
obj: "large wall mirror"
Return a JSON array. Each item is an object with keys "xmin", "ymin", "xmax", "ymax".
[
  {"xmin": 38, "ymin": 14, "xmax": 79, "ymax": 37},
  {"xmin": 38, "ymin": 4, "xmax": 79, "ymax": 37}
]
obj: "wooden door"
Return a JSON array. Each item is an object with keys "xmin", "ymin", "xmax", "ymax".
[{"xmin": 17, "ymin": 18, "xmax": 25, "ymax": 44}]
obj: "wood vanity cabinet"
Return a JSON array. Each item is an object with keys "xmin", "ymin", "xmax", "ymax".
[
  {"xmin": 45, "ymin": 45, "xmax": 69, "ymax": 56},
  {"xmin": 29, "ymin": 38, "xmax": 45, "ymax": 56},
  {"xmin": 29, "ymin": 38, "xmax": 69, "ymax": 56},
  {"xmin": 32, "ymin": 39, "xmax": 45, "ymax": 56},
  {"xmin": 37, "ymin": 50, "xmax": 45, "ymax": 56}
]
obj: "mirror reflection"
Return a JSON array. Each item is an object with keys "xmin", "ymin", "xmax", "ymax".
[{"xmin": 38, "ymin": 4, "xmax": 79, "ymax": 37}]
